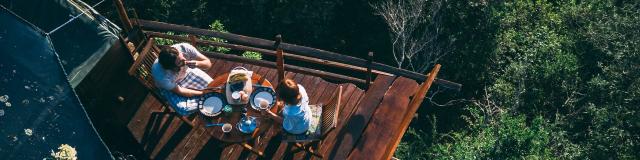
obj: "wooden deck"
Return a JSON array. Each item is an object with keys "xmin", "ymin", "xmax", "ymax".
[{"xmin": 126, "ymin": 58, "xmax": 419, "ymax": 159}]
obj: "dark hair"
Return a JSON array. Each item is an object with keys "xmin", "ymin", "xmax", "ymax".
[
  {"xmin": 276, "ymin": 78, "xmax": 301, "ymax": 105},
  {"xmin": 158, "ymin": 46, "xmax": 180, "ymax": 70}
]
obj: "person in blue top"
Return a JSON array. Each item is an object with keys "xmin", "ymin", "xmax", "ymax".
[
  {"xmin": 151, "ymin": 43, "xmax": 213, "ymax": 115},
  {"xmin": 261, "ymin": 78, "xmax": 311, "ymax": 134}
]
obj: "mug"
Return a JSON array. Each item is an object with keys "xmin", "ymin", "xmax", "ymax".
[{"xmin": 222, "ymin": 123, "xmax": 232, "ymax": 133}]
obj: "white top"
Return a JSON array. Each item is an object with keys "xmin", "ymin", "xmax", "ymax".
[
  {"xmin": 151, "ymin": 43, "xmax": 206, "ymax": 90},
  {"xmin": 282, "ymin": 85, "xmax": 311, "ymax": 134}
]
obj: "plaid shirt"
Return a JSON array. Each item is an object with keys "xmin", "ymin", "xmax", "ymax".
[
  {"xmin": 162, "ymin": 69, "xmax": 212, "ymax": 116},
  {"xmin": 177, "ymin": 71, "xmax": 209, "ymax": 90}
]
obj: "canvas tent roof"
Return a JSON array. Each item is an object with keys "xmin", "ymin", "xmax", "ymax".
[{"xmin": 0, "ymin": 1, "xmax": 116, "ymax": 159}]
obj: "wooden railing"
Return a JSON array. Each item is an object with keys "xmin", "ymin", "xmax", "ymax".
[{"xmin": 129, "ymin": 19, "xmax": 461, "ymax": 90}]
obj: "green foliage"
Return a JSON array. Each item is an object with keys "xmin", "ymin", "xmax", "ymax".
[
  {"xmin": 241, "ymin": 51, "xmax": 262, "ymax": 60},
  {"xmin": 152, "ymin": 20, "xmax": 262, "ymax": 61},
  {"xmin": 154, "ymin": 31, "xmax": 178, "ymax": 46},
  {"xmin": 395, "ymin": 116, "xmax": 438, "ymax": 160},
  {"xmin": 398, "ymin": 0, "xmax": 639, "ymax": 159},
  {"xmin": 91, "ymin": 0, "xmax": 638, "ymax": 158},
  {"xmin": 490, "ymin": 0, "xmax": 580, "ymax": 115},
  {"xmin": 134, "ymin": 0, "xmax": 210, "ymax": 27},
  {"xmin": 559, "ymin": 1, "xmax": 639, "ymax": 158},
  {"xmin": 196, "ymin": 20, "xmax": 231, "ymax": 53},
  {"xmin": 429, "ymin": 108, "xmax": 582, "ymax": 159}
]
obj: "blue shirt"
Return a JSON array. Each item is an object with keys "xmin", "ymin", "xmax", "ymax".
[{"xmin": 282, "ymin": 85, "xmax": 311, "ymax": 134}]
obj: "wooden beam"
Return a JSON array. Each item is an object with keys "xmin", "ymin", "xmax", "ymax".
[
  {"xmin": 137, "ymin": 21, "xmax": 461, "ymax": 90},
  {"xmin": 134, "ymin": 20, "xmax": 428, "ymax": 81},
  {"xmin": 366, "ymin": 52, "xmax": 373, "ymax": 89},
  {"xmin": 275, "ymin": 35, "xmax": 285, "ymax": 83},
  {"xmin": 190, "ymin": 49, "xmax": 368, "ymax": 85},
  {"xmin": 382, "ymin": 64, "xmax": 441, "ymax": 160},
  {"xmin": 145, "ymin": 31, "xmax": 394, "ymax": 76},
  {"xmin": 113, "ymin": 0, "xmax": 132, "ymax": 33},
  {"xmin": 188, "ymin": 34, "xmax": 197, "ymax": 46},
  {"xmin": 434, "ymin": 78, "xmax": 462, "ymax": 92}
]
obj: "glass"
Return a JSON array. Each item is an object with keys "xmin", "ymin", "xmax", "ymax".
[{"xmin": 231, "ymin": 91, "xmax": 241, "ymax": 102}]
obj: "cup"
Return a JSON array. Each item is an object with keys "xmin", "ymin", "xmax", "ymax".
[
  {"xmin": 257, "ymin": 98, "xmax": 269, "ymax": 110},
  {"xmin": 231, "ymin": 91, "xmax": 241, "ymax": 102},
  {"xmin": 222, "ymin": 123, "xmax": 232, "ymax": 133}
]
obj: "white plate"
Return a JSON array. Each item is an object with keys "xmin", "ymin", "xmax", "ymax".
[
  {"xmin": 201, "ymin": 96, "xmax": 223, "ymax": 117},
  {"xmin": 252, "ymin": 91, "xmax": 275, "ymax": 110}
]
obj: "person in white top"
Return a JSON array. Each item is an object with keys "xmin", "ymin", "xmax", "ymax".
[
  {"xmin": 152, "ymin": 43, "xmax": 213, "ymax": 96},
  {"xmin": 151, "ymin": 43, "xmax": 213, "ymax": 115},
  {"xmin": 261, "ymin": 78, "xmax": 311, "ymax": 134}
]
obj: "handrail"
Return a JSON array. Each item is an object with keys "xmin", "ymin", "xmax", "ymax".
[
  {"xmin": 192, "ymin": 48, "xmax": 368, "ymax": 85},
  {"xmin": 133, "ymin": 19, "xmax": 461, "ymax": 91},
  {"xmin": 134, "ymin": 20, "xmax": 422, "ymax": 79},
  {"xmin": 145, "ymin": 31, "xmax": 394, "ymax": 76}
]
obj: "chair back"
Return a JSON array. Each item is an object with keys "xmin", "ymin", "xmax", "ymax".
[
  {"xmin": 321, "ymin": 85, "xmax": 342, "ymax": 137},
  {"xmin": 128, "ymin": 38, "xmax": 159, "ymax": 91},
  {"xmin": 127, "ymin": 38, "xmax": 197, "ymax": 127}
]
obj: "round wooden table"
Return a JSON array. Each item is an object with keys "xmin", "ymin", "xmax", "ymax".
[{"xmin": 201, "ymin": 73, "xmax": 280, "ymax": 143}]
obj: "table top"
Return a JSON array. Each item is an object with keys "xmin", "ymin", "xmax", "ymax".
[{"xmin": 202, "ymin": 72, "xmax": 280, "ymax": 143}]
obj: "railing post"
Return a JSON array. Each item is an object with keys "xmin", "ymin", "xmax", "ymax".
[
  {"xmin": 275, "ymin": 35, "xmax": 285, "ymax": 83},
  {"xmin": 113, "ymin": 0, "xmax": 132, "ymax": 33},
  {"xmin": 189, "ymin": 35, "xmax": 198, "ymax": 46},
  {"xmin": 366, "ymin": 51, "xmax": 373, "ymax": 90}
]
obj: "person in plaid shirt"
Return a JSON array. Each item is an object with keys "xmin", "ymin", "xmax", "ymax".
[{"xmin": 151, "ymin": 43, "xmax": 213, "ymax": 115}]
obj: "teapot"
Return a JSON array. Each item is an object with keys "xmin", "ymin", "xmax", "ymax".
[{"xmin": 237, "ymin": 115, "xmax": 257, "ymax": 134}]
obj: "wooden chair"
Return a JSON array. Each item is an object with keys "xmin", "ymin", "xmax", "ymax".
[
  {"xmin": 127, "ymin": 38, "xmax": 197, "ymax": 127},
  {"xmin": 284, "ymin": 85, "xmax": 342, "ymax": 158}
]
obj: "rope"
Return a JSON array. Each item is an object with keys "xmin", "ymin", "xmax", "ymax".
[{"xmin": 46, "ymin": 0, "xmax": 106, "ymax": 35}]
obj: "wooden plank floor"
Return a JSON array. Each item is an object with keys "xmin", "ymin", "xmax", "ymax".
[{"xmin": 126, "ymin": 58, "xmax": 420, "ymax": 160}]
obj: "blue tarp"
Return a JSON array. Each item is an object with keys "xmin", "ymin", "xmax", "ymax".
[{"xmin": 0, "ymin": 5, "xmax": 113, "ymax": 159}]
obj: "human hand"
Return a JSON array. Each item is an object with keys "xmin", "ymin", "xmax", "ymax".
[
  {"xmin": 276, "ymin": 101, "xmax": 284, "ymax": 108},
  {"xmin": 186, "ymin": 60, "xmax": 197, "ymax": 68},
  {"xmin": 239, "ymin": 91, "xmax": 249, "ymax": 102}
]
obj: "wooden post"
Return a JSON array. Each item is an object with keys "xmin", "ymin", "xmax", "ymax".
[
  {"xmin": 366, "ymin": 52, "xmax": 373, "ymax": 90},
  {"xmin": 131, "ymin": 9, "xmax": 141, "ymax": 31},
  {"xmin": 275, "ymin": 35, "xmax": 285, "ymax": 83},
  {"xmin": 383, "ymin": 64, "xmax": 441, "ymax": 160},
  {"xmin": 113, "ymin": 0, "xmax": 133, "ymax": 33},
  {"xmin": 189, "ymin": 35, "xmax": 198, "ymax": 46}
]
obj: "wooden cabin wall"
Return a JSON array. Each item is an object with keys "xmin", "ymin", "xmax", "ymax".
[{"xmin": 74, "ymin": 39, "xmax": 148, "ymax": 157}]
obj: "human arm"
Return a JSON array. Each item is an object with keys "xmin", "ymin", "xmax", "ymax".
[
  {"xmin": 171, "ymin": 86, "xmax": 205, "ymax": 97},
  {"xmin": 185, "ymin": 58, "xmax": 211, "ymax": 71},
  {"xmin": 181, "ymin": 44, "xmax": 212, "ymax": 70},
  {"xmin": 261, "ymin": 102, "xmax": 283, "ymax": 124}
]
